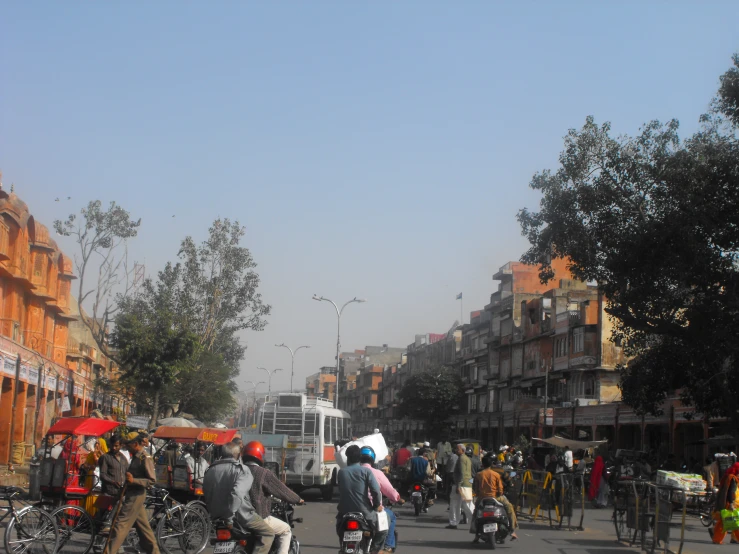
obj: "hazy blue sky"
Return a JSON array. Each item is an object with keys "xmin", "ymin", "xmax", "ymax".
[{"xmin": 2, "ymin": 2, "xmax": 737, "ymax": 394}]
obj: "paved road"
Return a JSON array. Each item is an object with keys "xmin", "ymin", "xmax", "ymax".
[{"xmin": 290, "ymin": 488, "xmax": 727, "ymax": 554}]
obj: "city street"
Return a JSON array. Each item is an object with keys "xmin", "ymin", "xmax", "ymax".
[{"xmin": 290, "ymin": 488, "xmax": 728, "ymax": 554}]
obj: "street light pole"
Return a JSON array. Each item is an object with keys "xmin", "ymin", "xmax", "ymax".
[
  {"xmin": 275, "ymin": 344, "xmax": 311, "ymax": 393},
  {"xmin": 245, "ymin": 380, "xmax": 265, "ymax": 427},
  {"xmin": 312, "ymin": 295, "xmax": 366, "ymax": 409},
  {"xmin": 257, "ymin": 367, "xmax": 282, "ymax": 400}
]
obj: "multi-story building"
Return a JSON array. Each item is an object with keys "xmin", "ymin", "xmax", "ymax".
[
  {"xmin": 305, "ymin": 366, "xmax": 336, "ymax": 402},
  {"xmin": 0, "ymin": 190, "xmax": 129, "ymax": 462}
]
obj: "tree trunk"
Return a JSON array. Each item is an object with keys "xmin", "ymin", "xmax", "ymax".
[{"xmin": 151, "ymin": 390, "xmax": 160, "ymax": 429}]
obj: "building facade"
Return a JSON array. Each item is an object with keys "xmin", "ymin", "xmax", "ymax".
[{"xmin": 0, "ymin": 190, "xmax": 128, "ymax": 462}]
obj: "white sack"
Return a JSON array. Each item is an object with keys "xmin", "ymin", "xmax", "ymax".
[{"xmin": 335, "ymin": 433, "xmax": 389, "ymax": 469}]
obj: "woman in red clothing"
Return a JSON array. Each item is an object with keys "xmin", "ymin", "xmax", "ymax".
[{"xmin": 711, "ymin": 462, "xmax": 739, "ymax": 544}]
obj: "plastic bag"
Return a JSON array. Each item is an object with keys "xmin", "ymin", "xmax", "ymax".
[
  {"xmin": 376, "ymin": 510, "xmax": 389, "ymax": 532},
  {"xmin": 335, "ymin": 434, "xmax": 389, "ymax": 469},
  {"xmin": 721, "ymin": 509, "xmax": 739, "ymax": 532}
]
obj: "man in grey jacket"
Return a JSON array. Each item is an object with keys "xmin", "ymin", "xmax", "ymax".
[{"xmin": 203, "ymin": 442, "xmax": 274, "ymax": 554}]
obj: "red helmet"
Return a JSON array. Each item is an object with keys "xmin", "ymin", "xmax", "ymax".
[{"xmin": 243, "ymin": 441, "xmax": 265, "ymax": 465}]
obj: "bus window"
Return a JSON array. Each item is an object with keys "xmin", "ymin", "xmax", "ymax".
[
  {"xmin": 262, "ymin": 413, "xmax": 275, "ymax": 434},
  {"xmin": 304, "ymin": 414, "xmax": 316, "ymax": 436},
  {"xmin": 334, "ymin": 417, "xmax": 341, "ymax": 441},
  {"xmin": 323, "ymin": 416, "xmax": 333, "ymax": 443},
  {"xmin": 275, "ymin": 416, "xmax": 303, "ymax": 437}
]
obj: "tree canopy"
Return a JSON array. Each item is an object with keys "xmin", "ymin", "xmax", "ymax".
[
  {"xmin": 517, "ymin": 54, "xmax": 739, "ymax": 423},
  {"xmin": 103, "ymin": 218, "xmax": 270, "ymax": 423},
  {"xmin": 397, "ymin": 368, "xmax": 465, "ymax": 435}
]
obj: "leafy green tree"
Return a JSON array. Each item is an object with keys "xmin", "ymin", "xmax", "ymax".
[
  {"xmin": 170, "ymin": 351, "xmax": 236, "ymax": 422},
  {"xmin": 397, "ymin": 369, "xmax": 465, "ymax": 436},
  {"xmin": 112, "ymin": 263, "xmax": 197, "ymax": 426},
  {"xmin": 517, "ymin": 54, "xmax": 739, "ymax": 424},
  {"xmin": 177, "ymin": 218, "xmax": 271, "ymax": 371}
]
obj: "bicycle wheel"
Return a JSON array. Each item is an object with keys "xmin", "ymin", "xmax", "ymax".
[
  {"xmin": 613, "ymin": 508, "xmax": 627, "ymax": 541},
  {"xmin": 156, "ymin": 506, "xmax": 208, "ymax": 554},
  {"xmin": 184, "ymin": 501, "xmax": 210, "ymax": 525},
  {"xmin": 5, "ymin": 506, "xmax": 60, "ymax": 554},
  {"xmin": 51, "ymin": 504, "xmax": 95, "ymax": 554}
]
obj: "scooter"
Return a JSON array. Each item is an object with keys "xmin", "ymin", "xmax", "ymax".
[{"xmin": 473, "ymin": 497, "xmax": 510, "ymax": 550}]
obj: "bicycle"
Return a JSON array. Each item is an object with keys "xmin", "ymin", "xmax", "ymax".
[
  {"xmin": 0, "ymin": 486, "xmax": 59, "ymax": 554},
  {"xmin": 44, "ymin": 485, "xmax": 207, "ymax": 554}
]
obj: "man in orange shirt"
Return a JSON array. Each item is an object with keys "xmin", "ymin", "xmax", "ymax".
[{"xmin": 470, "ymin": 456, "xmax": 518, "ymax": 542}]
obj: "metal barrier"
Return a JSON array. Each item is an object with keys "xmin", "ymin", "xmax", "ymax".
[
  {"xmin": 516, "ymin": 470, "xmax": 552, "ymax": 523},
  {"xmin": 547, "ymin": 473, "xmax": 586, "ymax": 530},
  {"xmin": 644, "ymin": 483, "xmax": 711, "ymax": 554}
]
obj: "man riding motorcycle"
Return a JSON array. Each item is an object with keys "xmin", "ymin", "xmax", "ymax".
[
  {"xmin": 470, "ymin": 455, "xmax": 518, "ymax": 542},
  {"xmin": 360, "ymin": 446, "xmax": 403, "ymax": 553},
  {"xmin": 202, "ymin": 441, "xmax": 275, "ymax": 554},
  {"xmin": 337, "ymin": 445, "xmax": 386, "ymax": 553},
  {"xmin": 406, "ymin": 448, "xmax": 435, "ymax": 511},
  {"xmin": 242, "ymin": 440, "xmax": 305, "ymax": 554}
]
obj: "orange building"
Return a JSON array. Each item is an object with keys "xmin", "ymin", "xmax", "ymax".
[
  {"xmin": 0, "ymin": 190, "xmax": 127, "ymax": 463},
  {"xmin": 305, "ymin": 367, "xmax": 337, "ymax": 402}
]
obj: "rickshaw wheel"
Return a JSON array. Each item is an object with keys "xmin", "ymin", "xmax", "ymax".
[{"xmin": 50, "ymin": 504, "xmax": 95, "ymax": 554}]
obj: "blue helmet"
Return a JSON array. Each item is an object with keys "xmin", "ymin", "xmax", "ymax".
[{"xmin": 359, "ymin": 446, "xmax": 376, "ymax": 462}]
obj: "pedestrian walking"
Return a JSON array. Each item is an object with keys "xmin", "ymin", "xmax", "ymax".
[
  {"xmin": 103, "ymin": 433, "xmax": 159, "ymax": 554},
  {"xmin": 446, "ymin": 444, "xmax": 473, "ymax": 529}
]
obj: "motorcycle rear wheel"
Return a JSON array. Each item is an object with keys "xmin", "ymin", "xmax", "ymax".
[
  {"xmin": 414, "ymin": 503, "xmax": 421, "ymax": 516},
  {"xmin": 487, "ymin": 531, "xmax": 496, "ymax": 549}
]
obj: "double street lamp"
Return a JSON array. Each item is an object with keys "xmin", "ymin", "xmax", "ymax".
[
  {"xmin": 257, "ymin": 367, "xmax": 282, "ymax": 400},
  {"xmin": 312, "ymin": 295, "xmax": 366, "ymax": 409},
  {"xmin": 275, "ymin": 344, "xmax": 310, "ymax": 393}
]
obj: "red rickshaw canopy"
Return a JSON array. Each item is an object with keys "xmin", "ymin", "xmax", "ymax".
[
  {"xmin": 46, "ymin": 417, "xmax": 121, "ymax": 437},
  {"xmin": 153, "ymin": 426, "xmax": 238, "ymax": 445}
]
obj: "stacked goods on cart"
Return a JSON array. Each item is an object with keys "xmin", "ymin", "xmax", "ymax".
[{"xmin": 656, "ymin": 470, "xmax": 707, "ymax": 491}]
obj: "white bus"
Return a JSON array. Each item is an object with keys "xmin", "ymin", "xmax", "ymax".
[{"xmin": 259, "ymin": 393, "xmax": 351, "ymax": 499}]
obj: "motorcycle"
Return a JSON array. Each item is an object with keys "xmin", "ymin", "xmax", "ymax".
[
  {"xmin": 211, "ymin": 499, "xmax": 303, "ymax": 554},
  {"xmin": 211, "ymin": 520, "xmax": 251, "ymax": 554},
  {"xmin": 474, "ymin": 497, "xmax": 509, "ymax": 549},
  {"xmin": 408, "ymin": 482, "xmax": 429, "ymax": 516},
  {"xmin": 270, "ymin": 499, "xmax": 302, "ymax": 554},
  {"xmin": 338, "ymin": 512, "xmax": 376, "ymax": 554}
]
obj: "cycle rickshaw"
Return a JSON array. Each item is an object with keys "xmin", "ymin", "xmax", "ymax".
[{"xmin": 37, "ymin": 417, "xmax": 208, "ymax": 554}]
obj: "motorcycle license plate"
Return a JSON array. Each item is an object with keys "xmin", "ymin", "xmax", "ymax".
[
  {"xmin": 483, "ymin": 523, "xmax": 498, "ymax": 533},
  {"xmin": 213, "ymin": 542, "xmax": 236, "ymax": 554},
  {"xmin": 411, "ymin": 492, "xmax": 422, "ymax": 497},
  {"xmin": 343, "ymin": 531, "xmax": 362, "ymax": 541}
]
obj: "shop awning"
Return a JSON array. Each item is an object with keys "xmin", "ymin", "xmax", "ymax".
[{"xmin": 533, "ymin": 435, "xmax": 608, "ymax": 450}]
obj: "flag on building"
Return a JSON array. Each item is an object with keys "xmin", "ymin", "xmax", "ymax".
[{"xmin": 456, "ymin": 292, "xmax": 463, "ymax": 300}]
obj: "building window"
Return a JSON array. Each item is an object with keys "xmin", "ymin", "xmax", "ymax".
[
  {"xmin": 573, "ymin": 328, "xmax": 584, "ymax": 353},
  {"xmin": 468, "ymin": 394, "xmax": 477, "ymax": 413},
  {"xmin": 488, "ymin": 390, "xmax": 495, "ymax": 412}
]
